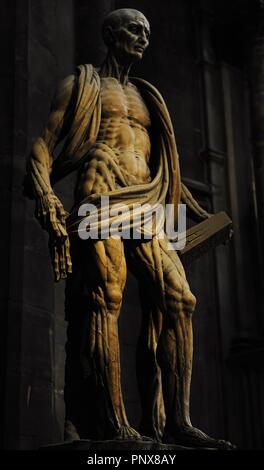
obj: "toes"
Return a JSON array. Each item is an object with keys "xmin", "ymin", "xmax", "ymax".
[
  {"xmin": 218, "ymin": 439, "xmax": 236, "ymax": 450},
  {"xmin": 114, "ymin": 426, "xmax": 142, "ymax": 440}
]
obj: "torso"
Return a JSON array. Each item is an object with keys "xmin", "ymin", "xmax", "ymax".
[{"xmin": 78, "ymin": 77, "xmax": 152, "ymax": 198}]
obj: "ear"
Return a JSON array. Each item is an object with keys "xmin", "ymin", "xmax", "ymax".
[{"xmin": 103, "ymin": 25, "xmax": 116, "ymax": 47}]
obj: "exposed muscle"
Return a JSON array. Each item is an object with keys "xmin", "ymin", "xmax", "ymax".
[{"xmin": 78, "ymin": 77, "xmax": 152, "ymax": 198}]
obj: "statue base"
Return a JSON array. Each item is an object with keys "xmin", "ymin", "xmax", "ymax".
[{"xmin": 41, "ymin": 439, "xmax": 193, "ymax": 451}]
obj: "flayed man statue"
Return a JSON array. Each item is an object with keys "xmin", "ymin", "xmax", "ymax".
[{"xmin": 26, "ymin": 8, "xmax": 233, "ymax": 449}]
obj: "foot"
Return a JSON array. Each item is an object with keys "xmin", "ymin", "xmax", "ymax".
[
  {"xmin": 113, "ymin": 425, "xmax": 154, "ymax": 441},
  {"xmin": 64, "ymin": 420, "xmax": 80, "ymax": 442},
  {"xmin": 163, "ymin": 425, "xmax": 235, "ymax": 449}
]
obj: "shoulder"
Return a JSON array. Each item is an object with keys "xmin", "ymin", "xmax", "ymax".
[
  {"xmin": 52, "ymin": 74, "xmax": 76, "ymax": 110},
  {"xmin": 57, "ymin": 64, "xmax": 98, "ymax": 95},
  {"xmin": 53, "ymin": 64, "xmax": 100, "ymax": 111},
  {"xmin": 76, "ymin": 63, "xmax": 100, "ymax": 88}
]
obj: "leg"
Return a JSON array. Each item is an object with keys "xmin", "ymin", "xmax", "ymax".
[
  {"xmin": 128, "ymin": 237, "xmax": 234, "ymax": 449},
  {"xmin": 82, "ymin": 237, "xmax": 141, "ymax": 440},
  {"xmin": 157, "ymin": 239, "xmax": 194, "ymax": 432},
  {"xmin": 157, "ymin": 239, "xmax": 234, "ymax": 448},
  {"xmin": 126, "ymin": 239, "xmax": 166, "ymax": 441}
]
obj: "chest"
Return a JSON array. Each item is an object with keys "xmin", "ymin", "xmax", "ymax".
[{"xmin": 100, "ymin": 78, "xmax": 151, "ymax": 127}]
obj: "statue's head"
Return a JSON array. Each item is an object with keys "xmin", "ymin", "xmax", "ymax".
[{"xmin": 102, "ymin": 9, "xmax": 150, "ymax": 63}]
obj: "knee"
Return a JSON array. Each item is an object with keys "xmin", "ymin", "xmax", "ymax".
[
  {"xmin": 91, "ymin": 283, "xmax": 123, "ymax": 318},
  {"xmin": 166, "ymin": 284, "xmax": 196, "ymax": 321},
  {"xmin": 183, "ymin": 289, "xmax": 196, "ymax": 316},
  {"xmin": 105, "ymin": 283, "xmax": 123, "ymax": 317}
]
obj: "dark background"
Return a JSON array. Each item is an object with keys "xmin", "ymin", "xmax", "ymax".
[{"xmin": 1, "ymin": 0, "xmax": 264, "ymax": 449}]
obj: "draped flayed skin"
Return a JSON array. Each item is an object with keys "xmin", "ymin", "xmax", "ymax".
[{"xmin": 58, "ymin": 65, "xmax": 182, "ymax": 237}]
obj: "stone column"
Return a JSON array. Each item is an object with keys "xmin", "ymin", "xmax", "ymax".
[
  {"xmin": 0, "ymin": 0, "xmax": 75, "ymax": 449},
  {"xmin": 0, "ymin": 0, "xmax": 22, "ymax": 449}
]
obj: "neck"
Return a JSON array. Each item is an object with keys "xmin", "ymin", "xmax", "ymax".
[{"xmin": 99, "ymin": 51, "xmax": 132, "ymax": 85}]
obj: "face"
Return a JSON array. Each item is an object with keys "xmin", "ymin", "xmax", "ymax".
[{"xmin": 110, "ymin": 12, "xmax": 150, "ymax": 63}]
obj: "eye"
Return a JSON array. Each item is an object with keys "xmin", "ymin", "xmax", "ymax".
[
  {"xmin": 145, "ymin": 29, "xmax": 150, "ymax": 39},
  {"xmin": 128, "ymin": 24, "xmax": 139, "ymax": 34}
]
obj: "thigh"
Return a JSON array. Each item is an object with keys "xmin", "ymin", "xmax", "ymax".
[
  {"xmin": 126, "ymin": 236, "xmax": 191, "ymax": 308},
  {"xmin": 83, "ymin": 237, "xmax": 127, "ymax": 293},
  {"xmin": 158, "ymin": 236, "xmax": 191, "ymax": 296}
]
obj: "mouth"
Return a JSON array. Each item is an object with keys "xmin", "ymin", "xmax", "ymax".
[{"xmin": 134, "ymin": 45, "xmax": 144, "ymax": 53}]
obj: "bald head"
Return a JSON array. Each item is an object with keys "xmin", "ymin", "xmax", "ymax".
[
  {"xmin": 101, "ymin": 9, "xmax": 150, "ymax": 63},
  {"xmin": 102, "ymin": 9, "xmax": 150, "ymax": 46}
]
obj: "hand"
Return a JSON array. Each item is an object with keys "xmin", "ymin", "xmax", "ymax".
[
  {"xmin": 198, "ymin": 210, "xmax": 213, "ymax": 222},
  {"xmin": 36, "ymin": 192, "xmax": 68, "ymax": 239},
  {"xmin": 49, "ymin": 235, "xmax": 72, "ymax": 282},
  {"xmin": 35, "ymin": 192, "xmax": 72, "ymax": 281}
]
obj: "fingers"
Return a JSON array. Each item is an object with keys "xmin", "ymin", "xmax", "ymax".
[
  {"xmin": 50, "ymin": 236, "xmax": 72, "ymax": 282},
  {"xmin": 65, "ymin": 237, "xmax": 73, "ymax": 274},
  {"xmin": 58, "ymin": 223, "xmax": 68, "ymax": 242},
  {"xmin": 51, "ymin": 243, "xmax": 60, "ymax": 282},
  {"xmin": 58, "ymin": 242, "xmax": 67, "ymax": 279}
]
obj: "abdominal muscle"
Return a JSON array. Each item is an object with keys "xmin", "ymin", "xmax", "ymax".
[{"xmin": 79, "ymin": 116, "xmax": 152, "ymax": 198}]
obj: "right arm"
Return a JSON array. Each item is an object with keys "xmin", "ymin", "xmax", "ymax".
[{"xmin": 27, "ymin": 74, "xmax": 77, "ymax": 280}]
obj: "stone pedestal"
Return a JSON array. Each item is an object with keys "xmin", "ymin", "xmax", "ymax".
[{"xmin": 41, "ymin": 439, "xmax": 191, "ymax": 451}]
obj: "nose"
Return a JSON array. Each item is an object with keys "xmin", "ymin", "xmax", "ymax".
[{"xmin": 138, "ymin": 32, "xmax": 148, "ymax": 46}]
